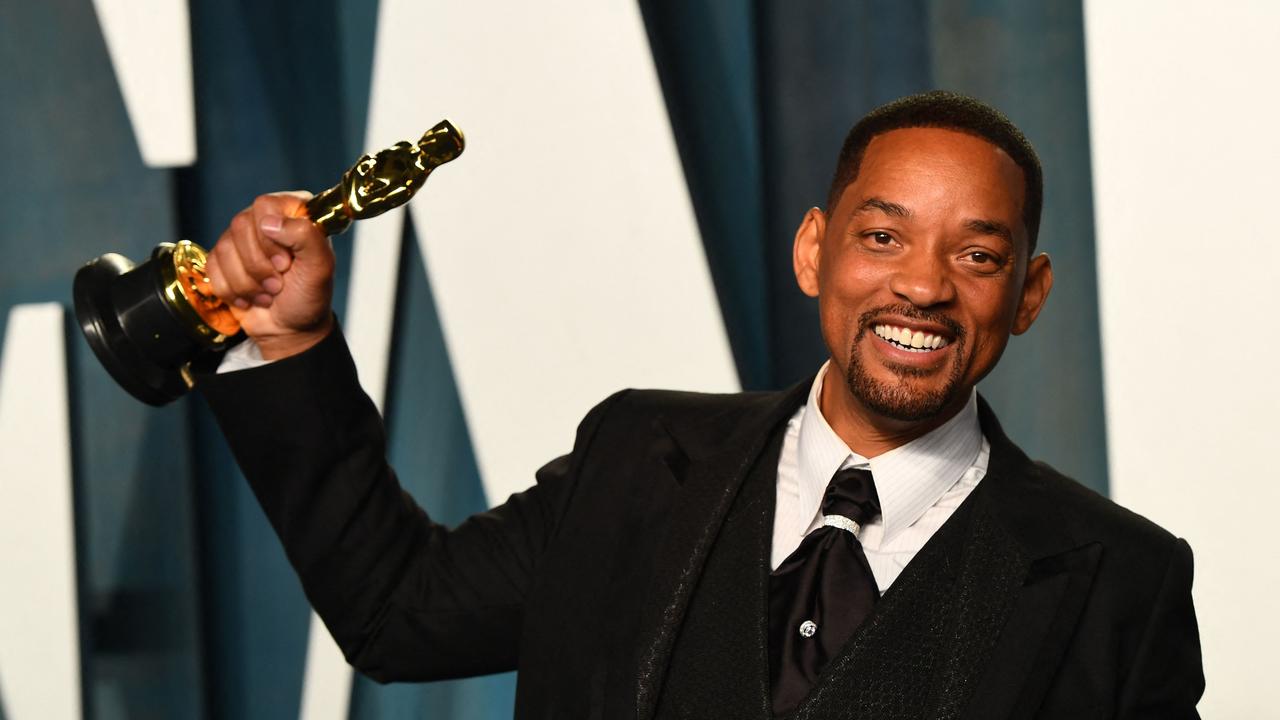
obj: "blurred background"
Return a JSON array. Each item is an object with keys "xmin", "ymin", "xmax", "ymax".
[{"xmin": 0, "ymin": 0, "xmax": 1275, "ymax": 717}]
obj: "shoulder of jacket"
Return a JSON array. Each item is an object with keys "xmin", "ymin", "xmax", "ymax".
[
  {"xmin": 572, "ymin": 386, "xmax": 796, "ymax": 451},
  {"xmin": 1027, "ymin": 460, "xmax": 1183, "ymax": 555},
  {"xmin": 608, "ymin": 387, "xmax": 785, "ymax": 417}
]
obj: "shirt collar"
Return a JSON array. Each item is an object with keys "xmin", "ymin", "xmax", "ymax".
[{"xmin": 796, "ymin": 362, "xmax": 984, "ymax": 544}]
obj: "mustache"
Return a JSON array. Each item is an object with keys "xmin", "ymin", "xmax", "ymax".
[{"xmin": 855, "ymin": 304, "xmax": 965, "ymax": 340}]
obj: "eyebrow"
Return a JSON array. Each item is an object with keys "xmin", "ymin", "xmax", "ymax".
[
  {"xmin": 854, "ymin": 197, "xmax": 912, "ymax": 218},
  {"xmin": 854, "ymin": 197, "xmax": 1016, "ymax": 244},
  {"xmin": 963, "ymin": 218, "xmax": 1014, "ymax": 244}
]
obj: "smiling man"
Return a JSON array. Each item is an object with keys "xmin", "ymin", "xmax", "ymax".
[
  {"xmin": 794, "ymin": 118, "xmax": 1052, "ymax": 451},
  {"xmin": 200, "ymin": 91, "xmax": 1203, "ymax": 718}
]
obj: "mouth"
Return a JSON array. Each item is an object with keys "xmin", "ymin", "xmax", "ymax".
[{"xmin": 871, "ymin": 323, "xmax": 953, "ymax": 353}]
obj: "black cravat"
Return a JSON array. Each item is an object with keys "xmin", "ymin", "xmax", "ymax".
[{"xmin": 768, "ymin": 467, "xmax": 882, "ymax": 716}]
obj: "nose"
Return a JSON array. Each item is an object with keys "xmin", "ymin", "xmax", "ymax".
[{"xmin": 888, "ymin": 249, "xmax": 957, "ymax": 308}]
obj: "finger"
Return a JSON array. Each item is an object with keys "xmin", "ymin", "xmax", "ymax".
[
  {"xmin": 259, "ymin": 215, "xmax": 326, "ymax": 259},
  {"xmin": 206, "ymin": 237, "xmax": 247, "ymax": 310},
  {"xmin": 279, "ymin": 189, "xmax": 314, "ymax": 215},
  {"xmin": 229, "ymin": 209, "xmax": 280, "ymax": 292},
  {"xmin": 251, "ymin": 192, "xmax": 315, "ymax": 271},
  {"xmin": 248, "ymin": 190, "xmax": 312, "ymax": 219},
  {"xmin": 204, "ymin": 249, "xmax": 234, "ymax": 309},
  {"xmin": 209, "ymin": 232, "xmax": 265, "ymax": 309}
]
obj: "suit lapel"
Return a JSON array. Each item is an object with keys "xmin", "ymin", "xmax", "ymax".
[
  {"xmin": 634, "ymin": 381, "xmax": 809, "ymax": 720},
  {"xmin": 957, "ymin": 398, "xmax": 1104, "ymax": 720}
]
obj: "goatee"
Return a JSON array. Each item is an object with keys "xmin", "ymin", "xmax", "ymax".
[{"xmin": 844, "ymin": 305, "xmax": 966, "ymax": 422}]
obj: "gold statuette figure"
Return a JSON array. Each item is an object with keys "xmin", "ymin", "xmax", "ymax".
[
  {"xmin": 308, "ymin": 120, "xmax": 465, "ymax": 235},
  {"xmin": 73, "ymin": 120, "xmax": 465, "ymax": 406}
]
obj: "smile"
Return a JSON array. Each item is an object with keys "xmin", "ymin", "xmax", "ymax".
[{"xmin": 873, "ymin": 324, "xmax": 951, "ymax": 353}]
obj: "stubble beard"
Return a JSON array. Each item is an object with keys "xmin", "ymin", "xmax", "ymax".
[{"xmin": 843, "ymin": 306, "xmax": 967, "ymax": 423}]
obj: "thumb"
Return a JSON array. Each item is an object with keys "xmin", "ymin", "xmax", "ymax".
[
  {"xmin": 260, "ymin": 214, "xmax": 324, "ymax": 253},
  {"xmin": 258, "ymin": 213, "xmax": 327, "ymax": 274},
  {"xmin": 250, "ymin": 191, "xmax": 323, "ymax": 271}
]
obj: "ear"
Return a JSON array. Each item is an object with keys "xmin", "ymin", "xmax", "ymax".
[
  {"xmin": 793, "ymin": 207, "xmax": 826, "ymax": 298},
  {"xmin": 1012, "ymin": 252, "xmax": 1053, "ymax": 335}
]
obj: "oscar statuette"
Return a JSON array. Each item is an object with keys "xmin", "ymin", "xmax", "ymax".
[{"xmin": 73, "ymin": 120, "xmax": 464, "ymax": 406}]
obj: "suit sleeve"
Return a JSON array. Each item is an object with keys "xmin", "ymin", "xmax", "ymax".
[
  {"xmin": 1116, "ymin": 538, "xmax": 1205, "ymax": 719},
  {"xmin": 197, "ymin": 327, "xmax": 625, "ymax": 682}
]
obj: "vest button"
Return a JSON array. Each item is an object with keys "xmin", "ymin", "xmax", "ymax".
[{"xmin": 798, "ymin": 620, "xmax": 817, "ymax": 638}]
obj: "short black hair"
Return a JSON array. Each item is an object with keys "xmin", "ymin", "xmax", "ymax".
[{"xmin": 826, "ymin": 90, "xmax": 1044, "ymax": 251}]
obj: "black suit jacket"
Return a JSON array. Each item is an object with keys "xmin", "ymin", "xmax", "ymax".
[{"xmin": 200, "ymin": 328, "xmax": 1203, "ymax": 719}]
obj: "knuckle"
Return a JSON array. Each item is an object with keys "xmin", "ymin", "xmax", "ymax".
[
  {"xmin": 214, "ymin": 241, "xmax": 243, "ymax": 277},
  {"xmin": 252, "ymin": 194, "xmax": 277, "ymax": 214},
  {"xmin": 230, "ymin": 212, "xmax": 253, "ymax": 237},
  {"xmin": 227, "ymin": 272, "xmax": 256, "ymax": 297},
  {"xmin": 244, "ymin": 256, "xmax": 273, "ymax": 280},
  {"xmin": 212, "ymin": 254, "xmax": 249, "ymax": 296},
  {"xmin": 206, "ymin": 263, "xmax": 228, "ymax": 294},
  {"xmin": 211, "ymin": 231, "xmax": 230, "ymax": 253},
  {"xmin": 210, "ymin": 239, "xmax": 230, "ymax": 266}
]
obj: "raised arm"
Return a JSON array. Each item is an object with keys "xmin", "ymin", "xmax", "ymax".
[{"xmin": 197, "ymin": 194, "xmax": 613, "ymax": 680}]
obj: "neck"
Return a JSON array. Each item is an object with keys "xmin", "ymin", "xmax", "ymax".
[{"xmin": 818, "ymin": 371, "xmax": 971, "ymax": 458}]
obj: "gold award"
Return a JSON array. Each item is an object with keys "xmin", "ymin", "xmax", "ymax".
[{"xmin": 73, "ymin": 120, "xmax": 465, "ymax": 406}]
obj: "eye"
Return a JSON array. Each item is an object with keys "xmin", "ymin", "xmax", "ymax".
[
  {"xmin": 860, "ymin": 231, "xmax": 898, "ymax": 250},
  {"xmin": 961, "ymin": 249, "xmax": 1007, "ymax": 273}
]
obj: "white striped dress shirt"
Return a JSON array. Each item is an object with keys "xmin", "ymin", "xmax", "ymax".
[{"xmin": 772, "ymin": 363, "xmax": 990, "ymax": 593}]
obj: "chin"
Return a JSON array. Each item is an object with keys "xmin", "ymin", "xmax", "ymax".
[{"xmin": 844, "ymin": 351, "xmax": 966, "ymax": 423}]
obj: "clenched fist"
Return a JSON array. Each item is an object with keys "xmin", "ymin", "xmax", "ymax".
[{"xmin": 205, "ymin": 192, "xmax": 337, "ymax": 360}]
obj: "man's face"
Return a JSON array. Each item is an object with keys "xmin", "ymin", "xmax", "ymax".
[{"xmin": 793, "ymin": 127, "xmax": 1053, "ymax": 425}]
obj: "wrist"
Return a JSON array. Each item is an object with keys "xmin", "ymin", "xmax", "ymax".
[{"xmin": 255, "ymin": 314, "xmax": 335, "ymax": 361}]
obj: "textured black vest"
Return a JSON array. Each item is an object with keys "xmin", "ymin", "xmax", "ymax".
[{"xmin": 653, "ymin": 424, "xmax": 1028, "ymax": 719}]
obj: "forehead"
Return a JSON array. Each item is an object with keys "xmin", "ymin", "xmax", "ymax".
[{"xmin": 842, "ymin": 127, "xmax": 1027, "ymax": 231}]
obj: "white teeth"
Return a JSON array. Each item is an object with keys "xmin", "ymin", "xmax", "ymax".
[{"xmin": 874, "ymin": 324, "xmax": 951, "ymax": 352}]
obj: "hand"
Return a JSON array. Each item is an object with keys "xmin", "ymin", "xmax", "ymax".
[{"xmin": 206, "ymin": 192, "xmax": 336, "ymax": 360}]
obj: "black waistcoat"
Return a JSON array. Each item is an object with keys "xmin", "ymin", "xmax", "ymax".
[{"xmin": 653, "ymin": 424, "xmax": 1029, "ymax": 719}]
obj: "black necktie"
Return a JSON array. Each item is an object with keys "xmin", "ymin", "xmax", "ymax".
[{"xmin": 769, "ymin": 467, "xmax": 882, "ymax": 716}]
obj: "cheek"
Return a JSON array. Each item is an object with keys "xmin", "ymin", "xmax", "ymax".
[
  {"xmin": 816, "ymin": 295, "xmax": 856, "ymax": 359},
  {"xmin": 957, "ymin": 270, "xmax": 1022, "ymax": 317},
  {"xmin": 816, "ymin": 263, "xmax": 879, "ymax": 330},
  {"xmin": 816, "ymin": 296, "xmax": 877, "ymax": 372},
  {"xmin": 955, "ymin": 282, "xmax": 1021, "ymax": 359},
  {"xmin": 817, "ymin": 254, "xmax": 884, "ymax": 316}
]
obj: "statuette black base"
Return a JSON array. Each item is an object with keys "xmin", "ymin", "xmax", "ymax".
[{"xmin": 73, "ymin": 248, "xmax": 235, "ymax": 406}]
